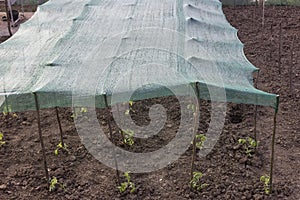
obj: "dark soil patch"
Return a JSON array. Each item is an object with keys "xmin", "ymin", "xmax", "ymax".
[
  {"xmin": 0, "ymin": 5, "xmax": 299, "ymax": 200},
  {"xmin": 0, "ymin": 35, "xmax": 10, "ymax": 43},
  {"xmin": 0, "ymin": 4, "xmax": 38, "ymax": 13}
]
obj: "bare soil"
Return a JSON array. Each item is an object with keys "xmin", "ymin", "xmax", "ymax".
[{"xmin": 0, "ymin": 5, "xmax": 299, "ymax": 200}]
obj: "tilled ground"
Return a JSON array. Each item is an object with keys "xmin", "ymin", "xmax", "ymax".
[{"xmin": 0, "ymin": 5, "xmax": 299, "ymax": 200}]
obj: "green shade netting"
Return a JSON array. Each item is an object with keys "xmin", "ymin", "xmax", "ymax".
[{"xmin": 0, "ymin": 0, "xmax": 278, "ymax": 112}]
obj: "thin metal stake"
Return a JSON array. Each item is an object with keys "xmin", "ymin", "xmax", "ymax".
[
  {"xmin": 190, "ymin": 82, "xmax": 200, "ymax": 182},
  {"xmin": 33, "ymin": 92, "xmax": 50, "ymax": 187},
  {"xmin": 254, "ymin": 71, "xmax": 260, "ymax": 142},
  {"xmin": 4, "ymin": 0, "xmax": 12, "ymax": 36},
  {"xmin": 269, "ymin": 97, "xmax": 279, "ymax": 193},
  {"xmin": 269, "ymin": 23, "xmax": 273, "ymax": 61},
  {"xmin": 104, "ymin": 95, "xmax": 121, "ymax": 185},
  {"xmin": 262, "ymin": 0, "xmax": 265, "ymax": 27},
  {"xmin": 116, "ymin": 104, "xmax": 125, "ymax": 142},
  {"xmin": 289, "ymin": 35, "xmax": 295, "ymax": 95},
  {"xmin": 4, "ymin": 95, "xmax": 9, "ymax": 115},
  {"xmin": 4, "ymin": 94, "xmax": 9, "ymax": 126},
  {"xmin": 278, "ymin": 21, "xmax": 282, "ymax": 74},
  {"xmin": 3, "ymin": 87, "xmax": 10, "ymax": 123},
  {"xmin": 252, "ymin": 9, "xmax": 254, "ymax": 32},
  {"xmin": 55, "ymin": 107, "xmax": 64, "ymax": 147}
]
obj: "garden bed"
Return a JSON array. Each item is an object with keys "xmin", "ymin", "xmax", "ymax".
[{"xmin": 0, "ymin": 5, "xmax": 299, "ymax": 200}]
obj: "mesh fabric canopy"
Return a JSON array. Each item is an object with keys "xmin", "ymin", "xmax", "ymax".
[{"xmin": 0, "ymin": 0, "xmax": 278, "ymax": 112}]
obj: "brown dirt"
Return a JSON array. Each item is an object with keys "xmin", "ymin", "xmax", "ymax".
[
  {"xmin": 0, "ymin": 35, "xmax": 9, "ymax": 43},
  {"xmin": 0, "ymin": 5, "xmax": 299, "ymax": 200},
  {"xmin": 0, "ymin": 5, "xmax": 37, "ymax": 13}
]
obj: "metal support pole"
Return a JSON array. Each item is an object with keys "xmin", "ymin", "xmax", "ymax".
[
  {"xmin": 254, "ymin": 71, "xmax": 260, "ymax": 142},
  {"xmin": 104, "ymin": 95, "xmax": 121, "ymax": 185},
  {"xmin": 190, "ymin": 82, "xmax": 200, "ymax": 182},
  {"xmin": 254, "ymin": 107, "xmax": 258, "ymax": 142},
  {"xmin": 4, "ymin": 95, "xmax": 9, "ymax": 115},
  {"xmin": 4, "ymin": 0, "xmax": 12, "ymax": 36},
  {"xmin": 3, "ymin": 87, "xmax": 9, "ymax": 119},
  {"xmin": 269, "ymin": 97, "xmax": 279, "ymax": 193},
  {"xmin": 4, "ymin": 93, "xmax": 9, "ymax": 126},
  {"xmin": 33, "ymin": 92, "xmax": 50, "ymax": 188},
  {"xmin": 252, "ymin": 9, "xmax": 255, "ymax": 32},
  {"xmin": 116, "ymin": 104, "xmax": 125, "ymax": 142},
  {"xmin": 262, "ymin": 0, "xmax": 265, "ymax": 27},
  {"xmin": 289, "ymin": 35, "xmax": 295, "ymax": 95},
  {"xmin": 278, "ymin": 22, "xmax": 282, "ymax": 74},
  {"xmin": 21, "ymin": 0, "xmax": 25, "ymax": 16},
  {"xmin": 55, "ymin": 107, "xmax": 64, "ymax": 147}
]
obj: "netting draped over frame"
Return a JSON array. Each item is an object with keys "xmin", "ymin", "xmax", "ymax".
[{"xmin": 0, "ymin": 0, "xmax": 278, "ymax": 112}]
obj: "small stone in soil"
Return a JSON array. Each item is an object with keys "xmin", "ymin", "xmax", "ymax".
[
  {"xmin": 69, "ymin": 155, "xmax": 76, "ymax": 162},
  {"xmin": 239, "ymin": 157, "xmax": 248, "ymax": 164},
  {"xmin": 253, "ymin": 194, "xmax": 264, "ymax": 200},
  {"xmin": 233, "ymin": 144, "xmax": 242, "ymax": 150},
  {"xmin": 21, "ymin": 121, "xmax": 31, "ymax": 126},
  {"xmin": 0, "ymin": 184, "xmax": 7, "ymax": 190}
]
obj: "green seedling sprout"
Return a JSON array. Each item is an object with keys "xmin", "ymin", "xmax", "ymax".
[
  {"xmin": 2, "ymin": 104, "xmax": 18, "ymax": 117},
  {"xmin": 260, "ymin": 175, "xmax": 270, "ymax": 195},
  {"xmin": 190, "ymin": 171, "xmax": 209, "ymax": 191},
  {"xmin": 124, "ymin": 101, "xmax": 135, "ymax": 115},
  {"xmin": 71, "ymin": 107, "xmax": 88, "ymax": 119},
  {"xmin": 238, "ymin": 137, "xmax": 258, "ymax": 157},
  {"xmin": 0, "ymin": 132, "xmax": 5, "ymax": 146},
  {"xmin": 54, "ymin": 142, "xmax": 69, "ymax": 155},
  {"xmin": 118, "ymin": 171, "xmax": 136, "ymax": 193},
  {"xmin": 195, "ymin": 134, "xmax": 206, "ymax": 149},
  {"xmin": 49, "ymin": 177, "xmax": 65, "ymax": 192},
  {"xmin": 248, "ymin": 137, "xmax": 257, "ymax": 148},
  {"xmin": 187, "ymin": 104, "xmax": 195, "ymax": 112},
  {"xmin": 120, "ymin": 129, "xmax": 134, "ymax": 146},
  {"xmin": 191, "ymin": 134, "xmax": 206, "ymax": 149},
  {"xmin": 2, "ymin": 105, "xmax": 12, "ymax": 115}
]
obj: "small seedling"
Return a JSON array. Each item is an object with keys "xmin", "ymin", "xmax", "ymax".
[
  {"xmin": 260, "ymin": 175, "xmax": 270, "ymax": 194},
  {"xmin": 238, "ymin": 137, "xmax": 258, "ymax": 157},
  {"xmin": 0, "ymin": 132, "xmax": 5, "ymax": 146},
  {"xmin": 120, "ymin": 129, "xmax": 134, "ymax": 146},
  {"xmin": 195, "ymin": 134, "xmax": 206, "ymax": 149},
  {"xmin": 71, "ymin": 107, "xmax": 88, "ymax": 119},
  {"xmin": 118, "ymin": 171, "xmax": 136, "ymax": 193},
  {"xmin": 187, "ymin": 104, "xmax": 195, "ymax": 112},
  {"xmin": 2, "ymin": 105, "xmax": 12, "ymax": 115},
  {"xmin": 124, "ymin": 101, "xmax": 135, "ymax": 115},
  {"xmin": 54, "ymin": 142, "xmax": 69, "ymax": 155},
  {"xmin": 190, "ymin": 171, "xmax": 209, "ymax": 191},
  {"xmin": 49, "ymin": 177, "xmax": 65, "ymax": 192}
]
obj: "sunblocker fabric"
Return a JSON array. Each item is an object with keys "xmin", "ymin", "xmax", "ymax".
[{"xmin": 0, "ymin": 0, "xmax": 278, "ymax": 112}]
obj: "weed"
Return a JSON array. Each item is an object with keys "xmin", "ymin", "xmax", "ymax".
[
  {"xmin": 0, "ymin": 132, "xmax": 5, "ymax": 146},
  {"xmin": 120, "ymin": 129, "xmax": 134, "ymax": 146},
  {"xmin": 49, "ymin": 177, "xmax": 65, "ymax": 192},
  {"xmin": 238, "ymin": 137, "xmax": 258, "ymax": 157},
  {"xmin": 190, "ymin": 171, "xmax": 209, "ymax": 191},
  {"xmin": 260, "ymin": 175, "xmax": 270, "ymax": 194},
  {"xmin": 118, "ymin": 172, "xmax": 136, "ymax": 193},
  {"xmin": 54, "ymin": 142, "xmax": 69, "ymax": 155}
]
